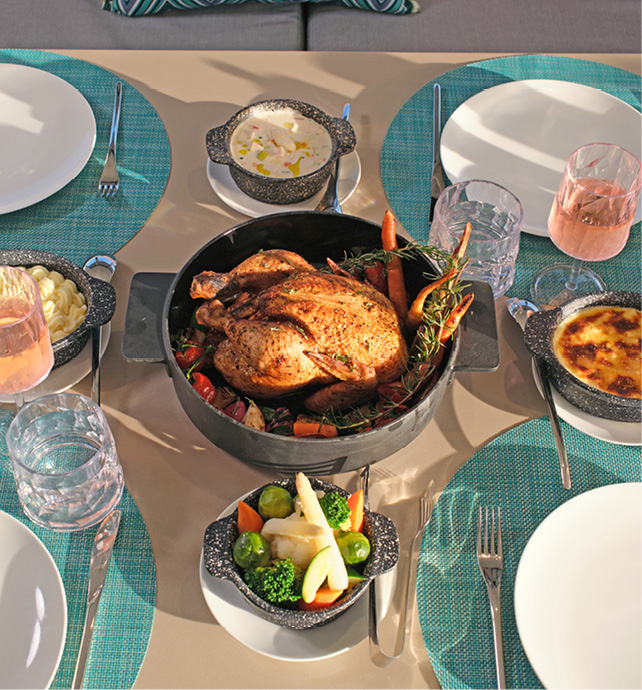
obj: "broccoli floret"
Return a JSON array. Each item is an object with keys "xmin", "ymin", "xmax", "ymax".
[
  {"xmin": 244, "ymin": 558, "xmax": 302, "ymax": 608},
  {"xmin": 319, "ymin": 491, "xmax": 351, "ymax": 530}
]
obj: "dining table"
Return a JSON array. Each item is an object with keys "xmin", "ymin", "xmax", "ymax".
[{"xmin": 0, "ymin": 49, "xmax": 640, "ymax": 690}]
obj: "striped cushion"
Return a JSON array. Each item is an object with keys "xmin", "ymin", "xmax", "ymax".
[{"xmin": 104, "ymin": 0, "xmax": 418, "ymax": 16}]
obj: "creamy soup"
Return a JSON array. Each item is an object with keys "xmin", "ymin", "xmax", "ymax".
[
  {"xmin": 552, "ymin": 305, "xmax": 641, "ymax": 398},
  {"xmin": 230, "ymin": 109, "xmax": 332, "ymax": 178}
]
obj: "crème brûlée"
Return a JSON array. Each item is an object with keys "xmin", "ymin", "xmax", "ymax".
[{"xmin": 552, "ymin": 305, "xmax": 641, "ymax": 399}]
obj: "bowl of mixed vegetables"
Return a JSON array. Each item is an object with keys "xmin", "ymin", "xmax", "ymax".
[{"xmin": 203, "ymin": 472, "xmax": 399, "ymax": 629}]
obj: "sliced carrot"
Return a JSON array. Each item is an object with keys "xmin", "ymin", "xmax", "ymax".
[
  {"xmin": 381, "ymin": 211, "xmax": 408, "ymax": 322},
  {"xmin": 237, "ymin": 500, "xmax": 264, "ymax": 534},
  {"xmin": 293, "ymin": 421, "xmax": 339, "ymax": 438},
  {"xmin": 347, "ymin": 490, "xmax": 364, "ymax": 532},
  {"xmin": 298, "ymin": 587, "xmax": 344, "ymax": 610}
]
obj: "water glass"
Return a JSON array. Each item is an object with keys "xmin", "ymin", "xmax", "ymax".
[
  {"xmin": 429, "ymin": 180, "xmax": 523, "ymax": 297},
  {"xmin": 6, "ymin": 393, "xmax": 124, "ymax": 531}
]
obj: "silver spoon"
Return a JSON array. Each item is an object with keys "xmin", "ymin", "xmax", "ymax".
[
  {"xmin": 82, "ymin": 255, "xmax": 117, "ymax": 405},
  {"xmin": 506, "ymin": 297, "xmax": 571, "ymax": 490},
  {"xmin": 315, "ymin": 103, "xmax": 351, "ymax": 213}
]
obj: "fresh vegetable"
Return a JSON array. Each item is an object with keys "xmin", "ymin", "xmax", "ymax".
[
  {"xmin": 293, "ymin": 420, "xmax": 338, "ymax": 438},
  {"xmin": 243, "ymin": 401, "xmax": 265, "ymax": 431},
  {"xmin": 191, "ymin": 372, "xmax": 217, "ymax": 404},
  {"xmin": 301, "ymin": 545, "xmax": 333, "ymax": 602},
  {"xmin": 261, "ymin": 517, "xmax": 323, "ymax": 539},
  {"xmin": 381, "ymin": 210, "xmax": 408, "ymax": 322},
  {"xmin": 237, "ymin": 500, "xmax": 264, "ymax": 534},
  {"xmin": 258, "ymin": 485, "xmax": 295, "ymax": 520},
  {"xmin": 243, "ymin": 558, "xmax": 302, "ymax": 608},
  {"xmin": 298, "ymin": 587, "xmax": 343, "ymax": 610},
  {"xmin": 224, "ymin": 399, "xmax": 247, "ymax": 421},
  {"xmin": 318, "ymin": 492, "xmax": 351, "ymax": 530},
  {"xmin": 346, "ymin": 490, "xmax": 364, "ymax": 532},
  {"xmin": 345, "ymin": 565, "xmax": 366, "ymax": 588},
  {"xmin": 233, "ymin": 531, "xmax": 271, "ymax": 569},
  {"xmin": 175, "ymin": 340, "xmax": 207, "ymax": 371},
  {"xmin": 336, "ymin": 531, "xmax": 371, "ymax": 565}
]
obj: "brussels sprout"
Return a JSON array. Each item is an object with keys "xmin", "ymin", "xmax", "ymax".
[
  {"xmin": 258, "ymin": 485, "xmax": 294, "ymax": 520},
  {"xmin": 233, "ymin": 531, "xmax": 271, "ymax": 569},
  {"xmin": 335, "ymin": 531, "xmax": 371, "ymax": 565}
]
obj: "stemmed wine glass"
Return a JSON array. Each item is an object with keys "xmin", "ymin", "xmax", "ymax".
[
  {"xmin": 531, "ymin": 142, "xmax": 642, "ymax": 306},
  {"xmin": 0, "ymin": 266, "xmax": 54, "ymax": 408}
]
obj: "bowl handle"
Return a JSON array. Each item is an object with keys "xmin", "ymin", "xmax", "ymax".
[
  {"xmin": 205, "ymin": 125, "xmax": 234, "ymax": 165},
  {"xmin": 329, "ymin": 116, "xmax": 357, "ymax": 157},
  {"xmin": 83, "ymin": 277, "xmax": 116, "ymax": 328},
  {"xmin": 203, "ymin": 515, "xmax": 238, "ymax": 582},
  {"xmin": 365, "ymin": 511, "xmax": 400, "ymax": 577},
  {"xmin": 452, "ymin": 280, "xmax": 499, "ymax": 373}
]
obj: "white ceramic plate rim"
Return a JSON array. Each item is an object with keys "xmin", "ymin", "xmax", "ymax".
[
  {"xmin": 206, "ymin": 150, "xmax": 361, "ymax": 218},
  {"xmin": 440, "ymin": 79, "xmax": 642, "ymax": 236},
  {"xmin": 0, "ymin": 64, "xmax": 96, "ymax": 214},
  {"xmin": 0, "ymin": 510, "xmax": 67, "ymax": 689},
  {"xmin": 514, "ymin": 483, "xmax": 642, "ymax": 689},
  {"xmin": 0, "ymin": 323, "xmax": 111, "ymax": 404},
  {"xmin": 530, "ymin": 360, "xmax": 641, "ymax": 446},
  {"xmin": 199, "ymin": 492, "xmax": 395, "ymax": 661}
]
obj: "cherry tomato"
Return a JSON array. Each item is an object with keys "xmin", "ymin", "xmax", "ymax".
[
  {"xmin": 192, "ymin": 372, "xmax": 217, "ymax": 404},
  {"xmin": 175, "ymin": 340, "xmax": 206, "ymax": 371}
]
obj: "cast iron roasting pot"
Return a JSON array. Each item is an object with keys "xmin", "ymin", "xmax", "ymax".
[{"xmin": 122, "ymin": 212, "xmax": 499, "ymax": 475}]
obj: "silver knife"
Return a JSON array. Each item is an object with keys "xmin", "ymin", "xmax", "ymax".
[
  {"xmin": 72, "ymin": 509, "xmax": 122, "ymax": 689},
  {"xmin": 429, "ymin": 82, "xmax": 445, "ymax": 222}
]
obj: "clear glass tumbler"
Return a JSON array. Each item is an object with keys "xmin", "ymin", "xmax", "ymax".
[
  {"xmin": 429, "ymin": 180, "xmax": 523, "ymax": 297},
  {"xmin": 6, "ymin": 393, "xmax": 124, "ymax": 531}
]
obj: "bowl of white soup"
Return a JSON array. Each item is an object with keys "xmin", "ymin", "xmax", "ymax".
[{"xmin": 206, "ymin": 99, "xmax": 356, "ymax": 204}]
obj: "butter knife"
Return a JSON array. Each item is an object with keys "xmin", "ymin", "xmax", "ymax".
[
  {"xmin": 72, "ymin": 510, "xmax": 121, "ymax": 689},
  {"xmin": 429, "ymin": 82, "xmax": 445, "ymax": 222}
]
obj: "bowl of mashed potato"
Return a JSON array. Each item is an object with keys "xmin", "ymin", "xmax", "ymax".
[
  {"xmin": 206, "ymin": 99, "xmax": 356, "ymax": 205},
  {"xmin": 0, "ymin": 249, "xmax": 116, "ymax": 369}
]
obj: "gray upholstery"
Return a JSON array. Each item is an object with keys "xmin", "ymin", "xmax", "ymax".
[
  {"xmin": 306, "ymin": 0, "xmax": 642, "ymax": 53},
  {"xmin": 0, "ymin": 0, "xmax": 304, "ymax": 51}
]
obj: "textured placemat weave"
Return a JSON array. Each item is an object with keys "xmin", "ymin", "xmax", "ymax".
[
  {"xmin": 0, "ymin": 408, "xmax": 156, "ymax": 689},
  {"xmin": 416, "ymin": 417, "xmax": 641, "ymax": 689},
  {"xmin": 381, "ymin": 55, "xmax": 642, "ymax": 299},
  {"xmin": 0, "ymin": 49, "xmax": 170, "ymax": 267}
]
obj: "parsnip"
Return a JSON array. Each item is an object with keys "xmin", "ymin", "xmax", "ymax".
[
  {"xmin": 261, "ymin": 517, "xmax": 324, "ymax": 539},
  {"xmin": 295, "ymin": 472, "xmax": 348, "ymax": 591}
]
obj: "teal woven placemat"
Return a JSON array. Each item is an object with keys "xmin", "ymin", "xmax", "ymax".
[
  {"xmin": 0, "ymin": 49, "xmax": 170, "ymax": 267},
  {"xmin": 0, "ymin": 409, "xmax": 156, "ymax": 689},
  {"xmin": 416, "ymin": 418, "xmax": 641, "ymax": 689},
  {"xmin": 381, "ymin": 55, "xmax": 642, "ymax": 298}
]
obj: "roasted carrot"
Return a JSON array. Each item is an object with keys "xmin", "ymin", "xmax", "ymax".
[
  {"xmin": 405, "ymin": 265, "xmax": 459, "ymax": 331},
  {"xmin": 364, "ymin": 262, "xmax": 387, "ymax": 294},
  {"xmin": 429, "ymin": 292, "xmax": 475, "ymax": 371},
  {"xmin": 347, "ymin": 490, "xmax": 364, "ymax": 532},
  {"xmin": 237, "ymin": 500, "xmax": 264, "ymax": 534},
  {"xmin": 293, "ymin": 420, "xmax": 339, "ymax": 438},
  {"xmin": 298, "ymin": 587, "xmax": 344, "ymax": 610},
  {"xmin": 381, "ymin": 211, "xmax": 408, "ymax": 322}
]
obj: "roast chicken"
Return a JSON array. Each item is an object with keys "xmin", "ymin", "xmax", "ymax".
[{"xmin": 190, "ymin": 249, "xmax": 409, "ymax": 413}]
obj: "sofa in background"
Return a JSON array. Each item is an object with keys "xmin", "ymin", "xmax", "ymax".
[{"xmin": 1, "ymin": 0, "xmax": 640, "ymax": 53}]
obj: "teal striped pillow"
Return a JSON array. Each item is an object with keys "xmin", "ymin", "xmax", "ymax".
[{"xmin": 104, "ymin": 0, "xmax": 419, "ymax": 16}]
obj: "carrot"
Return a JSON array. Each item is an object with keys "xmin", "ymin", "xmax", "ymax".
[
  {"xmin": 298, "ymin": 587, "xmax": 344, "ymax": 610},
  {"xmin": 381, "ymin": 211, "xmax": 408, "ymax": 322},
  {"xmin": 237, "ymin": 500, "xmax": 264, "ymax": 534},
  {"xmin": 405, "ymin": 265, "xmax": 459, "ymax": 331},
  {"xmin": 347, "ymin": 490, "xmax": 364, "ymax": 532},
  {"xmin": 293, "ymin": 421, "xmax": 339, "ymax": 438}
]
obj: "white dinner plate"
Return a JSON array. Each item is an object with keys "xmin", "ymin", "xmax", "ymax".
[
  {"xmin": 206, "ymin": 150, "xmax": 361, "ymax": 218},
  {"xmin": 440, "ymin": 80, "xmax": 642, "ymax": 236},
  {"xmin": 514, "ymin": 483, "xmax": 642, "ymax": 689},
  {"xmin": 531, "ymin": 360, "xmax": 641, "ymax": 446},
  {"xmin": 0, "ymin": 510, "xmax": 67, "ymax": 689},
  {"xmin": 0, "ymin": 64, "xmax": 96, "ymax": 214},
  {"xmin": 0, "ymin": 323, "xmax": 111, "ymax": 404},
  {"xmin": 199, "ymin": 495, "xmax": 395, "ymax": 661}
]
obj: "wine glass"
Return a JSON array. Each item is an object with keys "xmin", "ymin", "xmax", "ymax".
[
  {"xmin": 531, "ymin": 143, "xmax": 642, "ymax": 306},
  {"xmin": 0, "ymin": 266, "xmax": 54, "ymax": 408}
]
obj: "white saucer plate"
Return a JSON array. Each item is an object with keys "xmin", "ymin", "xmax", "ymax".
[
  {"xmin": 0, "ymin": 64, "xmax": 96, "ymax": 214},
  {"xmin": 514, "ymin": 483, "xmax": 642, "ymax": 689},
  {"xmin": 0, "ymin": 510, "xmax": 67, "ymax": 689},
  {"xmin": 0, "ymin": 323, "xmax": 111, "ymax": 404},
  {"xmin": 206, "ymin": 150, "xmax": 361, "ymax": 218},
  {"xmin": 530, "ymin": 360, "xmax": 641, "ymax": 446},
  {"xmin": 199, "ymin": 494, "xmax": 395, "ymax": 661},
  {"xmin": 441, "ymin": 80, "xmax": 642, "ymax": 236}
]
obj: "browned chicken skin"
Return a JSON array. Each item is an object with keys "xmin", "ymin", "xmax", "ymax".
[{"xmin": 191, "ymin": 249, "xmax": 409, "ymax": 413}]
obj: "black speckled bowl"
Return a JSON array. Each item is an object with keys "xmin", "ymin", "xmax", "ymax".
[
  {"xmin": 524, "ymin": 291, "xmax": 641, "ymax": 422},
  {"xmin": 203, "ymin": 477, "xmax": 399, "ymax": 630},
  {"xmin": 206, "ymin": 99, "xmax": 356, "ymax": 205},
  {"xmin": 0, "ymin": 249, "xmax": 116, "ymax": 369}
]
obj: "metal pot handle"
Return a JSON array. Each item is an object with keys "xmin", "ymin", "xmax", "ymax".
[
  {"xmin": 122, "ymin": 272, "xmax": 174, "ymax": 364},
  {"xmin": 329, "ymin": 116, "xmax": 357, "ymax": 156},
  {"xmin": 83, "ymin": 276, "xmax": 116, "ymax": 328},
  {"xmin": 364, "ymin": 511, "xmax": 400, "ymax": 577},
  {"xmin": 205, "ymin": 125, "xmax": 234, "ymax": 165},
  {"xmin": 202, "ymin": 515, "xmax": 239, "ymax": 582},
  {"xmin": 452, "ymin": 280, "xmax": 499, "ymax": 373}
]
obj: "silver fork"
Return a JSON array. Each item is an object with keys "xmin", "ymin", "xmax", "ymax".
[
  {"xmin": 476, "ymin": 506, "xmax": 506, "ymax": 689},
  {"xmin": 98, "ymin": 82, "xmax": 122, "ymax": 198}
]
